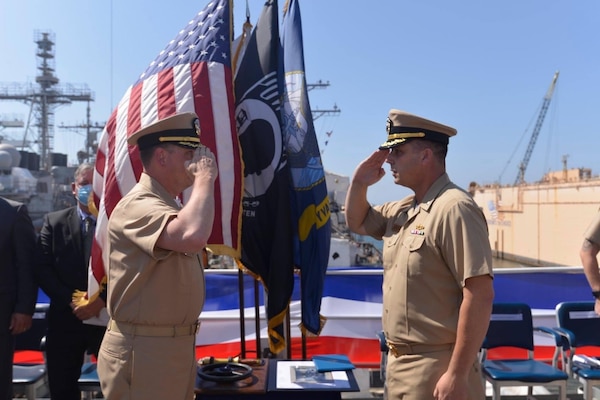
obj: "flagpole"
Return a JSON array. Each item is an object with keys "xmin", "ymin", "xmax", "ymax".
[
  {"xmin": 237, "ymin": 269, "xmax": 247, "ymax": 358},
  {"xmin": 286, "ymin": 307, "xmax": 292, "ymax": 359},
  {"xmin": 300, "ymin": 287, "xmax": 307, "ymax": 360},
  {"xmin": 254, "ymin": 278, "xmax": 262, "ymax": 358}
]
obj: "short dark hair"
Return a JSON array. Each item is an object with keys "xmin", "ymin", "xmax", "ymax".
[
  {"xmin": 139, "ymin": 145, "xmax": 160, "ymax": 167},
  {"xmin": 411, "ymin": 139, "xmax": 448, "ymax": 162},
  {"xmin": 139, "ymin": 143, "xmax": 178, "ymax": 168}
]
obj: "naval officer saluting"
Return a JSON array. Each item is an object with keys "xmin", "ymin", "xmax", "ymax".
[
  {"xmin": 97, "ymin": 112, "xmax": 218, "ymax": 399},
  {"xmin": 345, "ymin": 109, "xmax": 494, "ymax": 399}
]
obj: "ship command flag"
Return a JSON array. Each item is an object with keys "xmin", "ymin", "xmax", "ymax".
[{"xmin": 281, "ymin": 0, "xmax": 331, "ymax": 336}]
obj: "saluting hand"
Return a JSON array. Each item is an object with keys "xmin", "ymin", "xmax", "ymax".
[
  {"xmin": 352, "ymin": 150, "xmax": 388, "ymax": 187},
  {"xmin": 186, "ymin": 146, "xmax": 218, "ymax": 183}
]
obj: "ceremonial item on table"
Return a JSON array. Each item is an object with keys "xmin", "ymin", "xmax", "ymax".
[{"xmin": 312, "ymin": 354, "xmax": 355, "ymax": 373}]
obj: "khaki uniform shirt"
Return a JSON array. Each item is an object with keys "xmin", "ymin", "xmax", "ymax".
[
  {"xmin": 584, "ymin": 210, "xmax": 600, "ymax": 245},
  {"xmin": 106, "ymin": 173, "xmax": 205, "ymax": 326},
  {"xmin": 363, "ymin": 173, "xmax": 493, "ymax": 345}
]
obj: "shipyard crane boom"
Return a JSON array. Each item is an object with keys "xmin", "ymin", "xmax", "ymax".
[{"xmin": 514, "ymin": 71, "xmax": 559, "ymax": 185}]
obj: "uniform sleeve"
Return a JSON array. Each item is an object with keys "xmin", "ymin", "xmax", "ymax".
[
  {"xmin": 364, "ymin": 197, "xmax": 414, "ymax": 240},
  {"xmin": 362, "ymin": 205, "xmax": 388, "ymax": 240},
  {"xmin": 583, "ymin": 210, "xmax": 600, "ymax": 245},
  {"xmin": 438, "ymin": 199, "xmax": 494, "ymax": 286},
  {"xmin": 118, "ymin": 193, "xmax": 178, "ymax": 260}
]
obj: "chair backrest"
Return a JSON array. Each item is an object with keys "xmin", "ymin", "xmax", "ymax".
[
  {"xmin": 556, "ymin": 301, "xmax": 600, "ymax": 348},
  {"xmin": 14, "ymin": 303, "xmax": 48, "ymax": 352},
  {"xmin": 482, "ymin": 302, "xmax": 534, "ymax": 351}
]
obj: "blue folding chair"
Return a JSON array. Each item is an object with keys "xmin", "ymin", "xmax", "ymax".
[
  {"xmin": 12, "ymin": 303, "xmax": 49, "ymax": 400},
  {"xmin": 555, "ymin": 301, "xmax": 600, "ymax": 400},
  {"xmin": 79, "ymin": 357, "xmax": 101, "ymax": 400},
  {"xmin": 480, "ymin": 302, "xmax": 568, "ymax": 400}
]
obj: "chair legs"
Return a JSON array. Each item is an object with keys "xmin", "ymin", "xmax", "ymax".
[
  {"xmin": 560, "ymin": 383, "xmax": 568, "ymax": 400},
  {"xmin": 24, "ymin": 385, "xmax": 35, "ymax": 400},
  {"xmin": 490, "ymin": 382, "xmax": 500, "ymax": 400},
  {"xmin": 583, "ymin": 382, "xmax": 593, "ymax": 400},
  {"xmin": 489, "ymin": 382, "xmax": 567, "ymax": 400},
  {"xmin": 82, "ymin": 391, "xmax": 94, "ymax": 400},
  {"xmin": 19, "ymin": 380, "xmax": 45, "ymax": 400}
]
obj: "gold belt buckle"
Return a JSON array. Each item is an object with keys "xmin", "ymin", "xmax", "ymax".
[
  {"xmin": 387, "ymin": 340, "xmax": 400, "ymax": 357},
  {"xmin": 387, "ymin": 341, "xmax": 412, "ymax": 357}
]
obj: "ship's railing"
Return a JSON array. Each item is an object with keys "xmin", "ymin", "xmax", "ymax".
[
  {"xmin": 204, "ymin": 265, "xmax": 585, "ymax": 276},
  {"xmin": 492, "ymin": 266, "xmax": 583, "ymax": 274},
  {"xmin": 318, "ymin": 266, "xmax": 585, "ymax": 275}
]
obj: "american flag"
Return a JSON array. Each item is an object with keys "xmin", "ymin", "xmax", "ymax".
[{"xmin": 83, "ymin": 0, "xmax": 241, "ymax": 308}]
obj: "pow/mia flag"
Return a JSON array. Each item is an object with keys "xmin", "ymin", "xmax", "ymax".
[{"xmin": 234, "ymin": 0, "xmax": 294, "ymax": 355}]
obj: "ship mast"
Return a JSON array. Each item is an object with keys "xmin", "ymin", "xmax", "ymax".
[
  {"xmin": 0, "ymin": 31, "xmax": 94, "ymax": 171},
  {"xmin": 307, "ymin": 80, "xmax": 340, "ymax": 154},
  {"xmin": 514, "ymin": 71, "xmax": 559, "ymax": 185},
  {"xmin": 307, "ymin": 80, "xmax": 341, "ymax": 121}
]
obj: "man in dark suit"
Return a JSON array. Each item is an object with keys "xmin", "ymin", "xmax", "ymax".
[
  {"xmin": 35, "ymin": 163, "xmax": 106, "ymax": 400},
  {"xmin": 0, "ymin": 196, "xmax": 38, "ymax": 400}
]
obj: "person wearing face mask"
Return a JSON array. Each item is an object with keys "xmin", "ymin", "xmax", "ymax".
[{"xmin": 35, "ymin": 163, "xmax": 106, "ymax": 400}]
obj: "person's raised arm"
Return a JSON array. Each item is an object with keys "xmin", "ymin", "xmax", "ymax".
[
  {"xmin": 345, "ymin": 150, "xmax": 388, "ymax": 235},
  {"xmin": 157, "ymin": 147, "xmax": 218, "ymax": 253}
]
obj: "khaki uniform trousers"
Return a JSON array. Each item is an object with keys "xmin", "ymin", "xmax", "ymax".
[
  {"xmin": 384, "ymin": 347, "xmax": 485, "ymax": 400},
  {"xmin": 97, "ymin": 328, "xmax": 197, "ymax": 400}
]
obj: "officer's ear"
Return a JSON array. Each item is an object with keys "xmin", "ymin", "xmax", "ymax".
[{"xmin": 154, "ymin": 146, "xmax": 167, "ymax": 166}]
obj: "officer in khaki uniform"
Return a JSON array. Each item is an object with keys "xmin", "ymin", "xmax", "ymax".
[
  {"xmin": 345, "ymin": 109, "xmax": 494, "ymax": 400},
  {"xmin": 580, "ymin": 211, "xmax": 600, "ymax": 315},
  {"xmin": 97, "ymin": 112, "xmax": 218, "ymax": 399}
]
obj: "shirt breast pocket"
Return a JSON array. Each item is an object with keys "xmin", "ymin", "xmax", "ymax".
[
  {"xmin": 402, "ymin": 235, "xmax": 426, "ymax": 252},
  {"xmin": 401, "ymin": 235, "xmax": 427, "ymax": 276}
]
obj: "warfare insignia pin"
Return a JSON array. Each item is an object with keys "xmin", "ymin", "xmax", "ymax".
[{"xmin": 411, "ymin": 225, "xmax": 426, "ymax": 236}]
